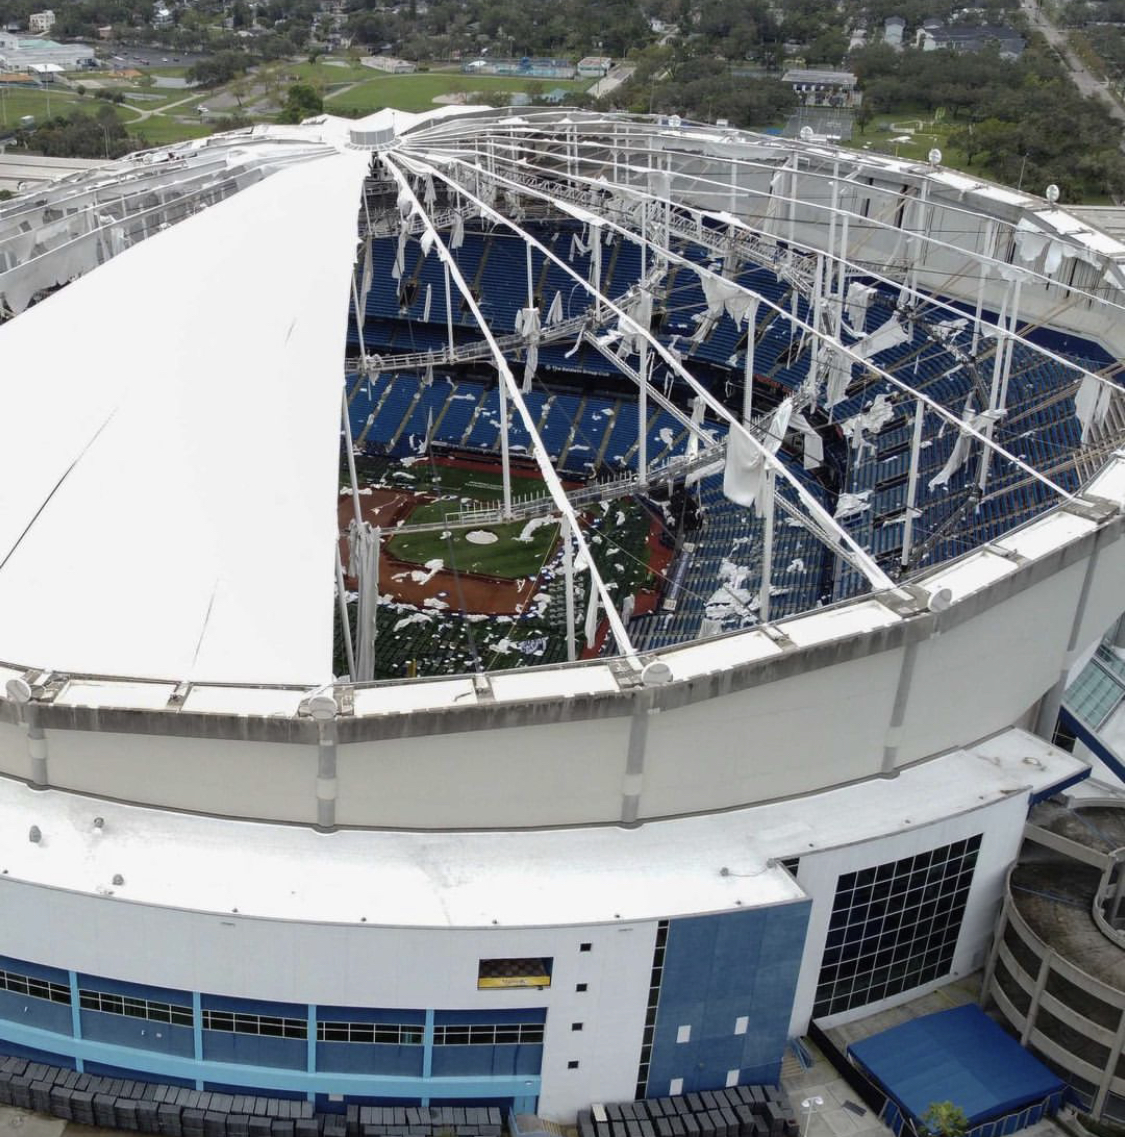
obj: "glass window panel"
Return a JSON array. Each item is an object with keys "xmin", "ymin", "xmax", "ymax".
[{"xmin": 815, "ymin": 835, "xmax": 981, "ymax": 1016}]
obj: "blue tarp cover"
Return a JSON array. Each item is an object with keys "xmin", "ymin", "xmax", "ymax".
[{"xmin": 848, "ymin": 1005, "xmax": 1064, "ymax": 1125}]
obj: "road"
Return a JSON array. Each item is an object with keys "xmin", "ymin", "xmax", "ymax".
[
  {"xmin": 1022, "ymin": 0, "xmax": 1125, "ymax": 128},
  {"xmin": 587, "ymin": 64, "xmax": 635, "ymax": 99}
]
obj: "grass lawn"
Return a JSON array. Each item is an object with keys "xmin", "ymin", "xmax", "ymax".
[
  {"xmin": 286, "ymin": 58, "xmax": 380, "ymax": 85},
  {"xmin": 325, "ymin": 72, "xmax": 587, "ymax": 114},
  {"xmin": 388, "ymin": 502, "xmax": 559, "ymax": 578},
  {"xmin": 844, "ymin": 113, "xmax": 971, "ymax": 168},
  {"xmin": 127, "ymin": 112, "xmax": 210, "ymax": 144},
  {"xmin": 0, "ymin": 86, "xmax": 86, "ymax": 127}
]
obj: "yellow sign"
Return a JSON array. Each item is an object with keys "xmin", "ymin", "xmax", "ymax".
[{"xmin": 478, "ymin": 975, "xmax": 551, "ymax": 989}]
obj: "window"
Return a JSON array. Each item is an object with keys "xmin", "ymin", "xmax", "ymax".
[
  {"xmin": 431, "ymin": 1023, "xmax": 543, "ymax": 1046},
  {"xmin": 202, "ymin": 1009, "xmax": 306, "ymax": 1039},
  {"xmin": 0, "ymin": 969, "xmax": 70, "ymax": 1005},
  {"xmin": 571, "ymin": 1022, "xmax": 583, "ymax": 1032},
  {"xmin": 79, "ymin": 989, "xmax": 192, "ymax": 1026},
  {"xmin": 634, "ymin": 919, "xmax": 668, "ymax": 1099},
  {"xmin": 576, "ymin": 983, "xmax": 588, "ymax": 993},
  {"xmin": 477, "ymin": 958, "xmax": 552, "ymax": 990},
  {"xmin": 812, "ymin": 834, "xmax": 981, "ymax": 1018},
  {"xmin": 579, "ymin": 944, "xmax": 592, "ymax": 953},
  {"xmin": 317, "ymin": 1022, "xmax": 423, "ymax": 1045},
  {"xmin": 568, "ymin": 1061, "xmax": 580, "ymax": 1069}
]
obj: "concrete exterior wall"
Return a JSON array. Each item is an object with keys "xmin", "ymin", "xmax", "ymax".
[
  {"xmin": 0, "ymin": 508, "xmax": 1115, "ymax": 830},
  {"xmin": 788, "ymin": 789, "xmax": 1030, "ymax": 1034},
  {"xmin": 0, "ymin": 879, "xmax": 657, "ymax": 1119}
]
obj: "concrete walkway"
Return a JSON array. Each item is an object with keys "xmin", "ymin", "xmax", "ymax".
[{"xmin": 781, "ymin": 1052, "xmax": 891, "ymax": 1137}]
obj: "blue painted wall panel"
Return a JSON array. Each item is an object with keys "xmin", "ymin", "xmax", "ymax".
[
  {"xmin": 646, "ymin": 901, "xmax": 809, "ymax": 1096},
  {"xmin": 80, "ymin": 1012, "xmax": 195, "ymax": 1057},
  {"xmin": 0, "ymin": 1041, "xmax": 75, "ymax": 1067},
  {"xmin": 316, "ymin": 1044, "xmax": 424, "ymax": 1077},
  {"xmin": 85, "ymin": 1060, "xmax": 196, "ymax": 1088},
  {"xmin": 430, "ymin": 1045, "xmax": 543, "ymax": 1078},
  {"xmin": 202, "ymin": 1032, "xmax": 308, "ymax": 1070},
  {"xmin": 0, "ymin": 989, "xmax": 72, "ymax": 1034}
]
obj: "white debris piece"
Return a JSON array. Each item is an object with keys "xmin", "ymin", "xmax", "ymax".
[
  {"xmin": 516, "ymin": 516, "xmax": 554, "ymax": 543},
  {"xmin": 834, "ymin": 491, "xmax": 872, "ymax": 519}
]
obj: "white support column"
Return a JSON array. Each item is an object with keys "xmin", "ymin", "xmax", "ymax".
[
  {"xmin": 908, "ymin": 179, "xmax": 928, "ymax": 298},
  {"xmin": 743, "ymin": 299, "xmax": 759, "ymax": 425},
  {"xmin": 335, "ymin": 547, "xmax": 356, "ymax": 679},
  {"xmin": 525, "ymin": 240, "xmax": 535, "ymax": 311},
  {"xmin": 971, "ymin": 221, "xmax": 996, "ymax": 356},
  {"xmin": 998, "ymin": 276, "xmax": 1023, "ymax": 411},
  {"xmin": 562, "ymin": 515, "xmax": 576, "ymax": 662},
  {"xmin": 341, "ymin": 388, "xmax": 363, "ymax": 527},
  {"xmin": 834, "ymin": 211, "xmax": 849, "ymax": 341},
  {"xmin": 901, "ymin": 398, "xmax": 924, "ymax": 570},
  {"xmin": 787, "ymin": 154, "xmax": 798, "ymax": 263},
  {"xmin": 638, "ymin": 342, "xmax": 649, "ymax": 485},
  {"xmin": 638, "ymin": 207, "xmax": 649, "ymax": 485},
  {"xmin": 443, "ymin": 260, "xmax": 455, "ymax": 361},
  {"xmin": 591, "ymin": 232, "xmax": 602, "ymax": 320},
  {"xmin": 979, "ymin": 280, "xmax": 1012, "ymax": 491},
  {"xmin": 759, "ymin": 467, "xmax": 776, "ymax": 625},
  {"xmin": 664, "ymin": 148, "xmax": 672, "ymax": 259},
  {"xmin": 825, "ymin": 163, "xmax": 839, "ymax": 316},
  {"xmin": 498, "ymin": 371, "xmax": 513, "ymax": 517}
]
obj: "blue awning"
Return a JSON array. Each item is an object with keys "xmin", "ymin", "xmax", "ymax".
[{"xmin": 848, "ymin": 1005, "xmax": 1064, "ymax": 1126}]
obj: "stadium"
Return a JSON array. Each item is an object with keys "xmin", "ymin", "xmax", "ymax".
[{"xmin": 0, "ymin": 105, "xmax": 1123, "ymax": 1127}]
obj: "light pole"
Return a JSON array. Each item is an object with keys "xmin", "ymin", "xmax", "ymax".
[{"xmin": 800, "ymin": 1096, "xmax": 824, "ymax": 1137}]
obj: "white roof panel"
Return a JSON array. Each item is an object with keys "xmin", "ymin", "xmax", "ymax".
[
  {"xmin": 0, "ymin": 149, "xmax": 370, "ymax": 685},
  {"xmin": 0, "ymin": 727, "xmax": 1081, "ymax": 926}
]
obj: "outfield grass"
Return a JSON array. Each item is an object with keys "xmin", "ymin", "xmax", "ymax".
[
  {"xmin": 388, "ymin": 503, "xmax": 559, "ymax": 578},
  {"xmin": 379, "ymin": 462, "xmax": 543, "ymax": 502},
  {"xmin": 380, "ymin": 463, "xmax": 560, "ymax": 578},
  {"xmin": 325, "ymin": 72, "xmax": 587, "ymax": 114}
]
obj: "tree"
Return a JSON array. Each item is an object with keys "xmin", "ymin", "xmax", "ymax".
[
  {"xmin": 920, "ymin": 1103, "xmax": 969, "ymax": 1137},
  {"xmin": 278, "ymin": 82, "xmax": 324, "ymax": 123}
]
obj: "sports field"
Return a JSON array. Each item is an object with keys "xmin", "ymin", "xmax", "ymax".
[
  {"xmin": 336, "ymin": 455, "xmax": 665, "ymax": 678},
  {"xmin": 384, "ymin": 464, "xmax": 558, "ymax": 579},
  {"xmin": 324, "ymin": 73, "xmax": 587, "ymax": 115}
]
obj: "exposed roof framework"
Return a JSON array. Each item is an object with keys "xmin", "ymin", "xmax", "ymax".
[{"xmin": 0, "ymin": 109, "xmax": 1121, "ymax": 687}]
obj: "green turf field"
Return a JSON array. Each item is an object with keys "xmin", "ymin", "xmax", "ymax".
[
  {"xmin": 376, "ymin": 463, "xmax": 558, "ymax": 578},
  {"xmin": 379, "ymin": 462, "xmax": 544, "ymax": 502},
  {"xmin": 325, "ymin": 72, "xmax": 587, "ymax": 115},
  {"xmin": 387, "ymin": 498, "xmax": 559, "ymax": 579},
  {"xmin": 0, "ymin": 86, "xmax": 86, "ymax": 127},
  {"xmin": 127, "ymin": 113, "xmax": 210, "ymax": 144},
  {"xmin": 389, "ymin": 511, "xmax": 559, "ymax": 578}
]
